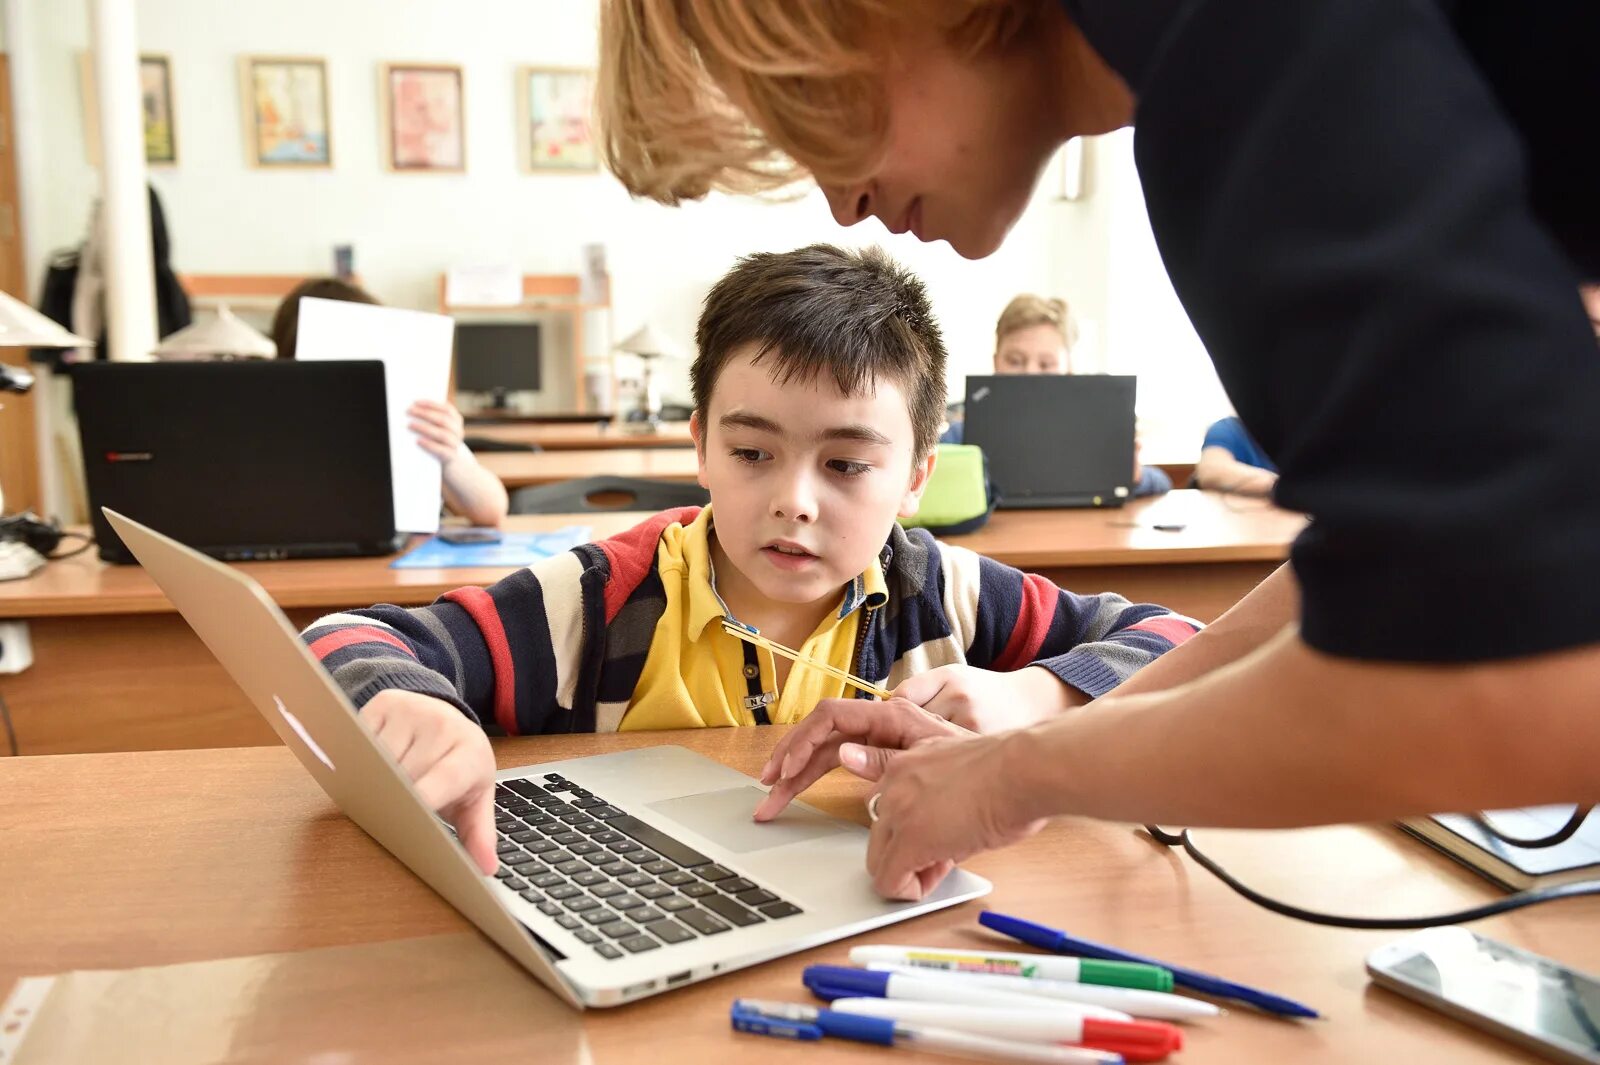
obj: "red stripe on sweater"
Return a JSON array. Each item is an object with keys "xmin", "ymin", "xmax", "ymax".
[
  {"xmin": 444, "ymin": 586, "xmax": 518, "ymax": 735},
  {"xmin": 1128, "ymin": 616, "xmax": 1199, "ymax": 646},
  {"xmin": 309, "ymin": 626, "xmax": 414, "ymax": 661},
  {"xmin": 599, "ymin": 506, "xmax": 702, "ymax": 623},
  {"xmin": 991, "ymin": 573, "xmax": 1059, "ymax": 672}
]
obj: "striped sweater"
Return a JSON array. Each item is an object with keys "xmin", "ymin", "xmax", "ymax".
[{"xmin": 303, "ymin": 507, "xmax": 1200, "ymax": 734}]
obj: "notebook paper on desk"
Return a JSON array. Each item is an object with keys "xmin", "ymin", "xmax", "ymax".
[
  {"xmin": 0, "ymin": 935, "xmax": 590, "ymax": 1064},
  {"xmin": 390, "ymin": 527, "xmax": 590, "ymax": 569},
  {"xmin": 1400, "ymin": 807, "xmax": 1600, "ymax": 891}
]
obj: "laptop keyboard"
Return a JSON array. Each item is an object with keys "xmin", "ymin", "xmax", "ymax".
[{"xmin": 492, "ymin": 774, "xmax": 805, "ymax": 961}]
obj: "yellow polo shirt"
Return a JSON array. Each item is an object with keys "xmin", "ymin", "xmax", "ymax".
[{"xmin": 618, "ymin": 506, "xmax": 887, "ymax": 731}]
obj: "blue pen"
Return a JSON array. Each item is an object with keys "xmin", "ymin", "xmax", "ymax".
[
  {"xmin": 980, "ymin": 911, "xmax": 1320, "ymax": 1020},
  {"xmin": 732, "ymin": 1000, "xmax": 1125, "ymax": 1064}
]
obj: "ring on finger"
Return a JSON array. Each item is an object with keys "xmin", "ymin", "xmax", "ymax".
[{"xmin": 867, "ymin": 792, "xmax": 883, "ymax": 824}]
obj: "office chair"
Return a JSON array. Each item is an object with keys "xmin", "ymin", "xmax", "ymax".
[
  {"xmin": 464, "ymin": 436, "xmax": 541, "ymax": 453},
  {"xmin": 510, "ymin": 476, "xmax": 709, "ymax": 514},
  {"xmin": 623, "ymin": 402, "xmax": 693, "ymax": 423}
]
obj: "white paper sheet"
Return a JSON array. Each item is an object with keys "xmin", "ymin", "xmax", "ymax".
[
  {"xmin": 444, "ymin": 263, "xmax": 522, "ymax": 307},
  {"xmin": 294, "ymin": 297, "xmax": 455, "ymax": 533}
]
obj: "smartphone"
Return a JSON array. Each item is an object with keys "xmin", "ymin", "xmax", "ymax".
[
  {"xmin": 437, "ymin": 527, "xmax": 503, "ymax": 545},
  {"xmin": 1367, "ymin": 928, "xmax": 1600, "ymax": 1064}
]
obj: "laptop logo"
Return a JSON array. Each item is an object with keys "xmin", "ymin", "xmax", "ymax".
[
  {"xmin": 105, "ymin": 451, "xmax": 154, "ymax": 463},
  {"xmin": 970, "ymin": 386, "xmax": 990, "ymax": 403},
  {"xmin": 274, "ymin": 695, "xmax": 335, "ymax": 771}
]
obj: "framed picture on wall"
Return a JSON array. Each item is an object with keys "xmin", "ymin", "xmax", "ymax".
[
  {"xmin": 140, "ymin": 56, "xmax": 177, "ymax": 164},
  {"xmin": 382, "ymin": 63, "xmax": 465, "ymax": 172},
  {"xmin": 76, "ymin": 53, "xmax": 179, "ymax": 166},
  {"xmin": 241, "ymin": 56, "xmax": 332, "ymax": 167},
  {"xmin": 519, "ymin": 66, "xmax": 597, "ymax": 172}
]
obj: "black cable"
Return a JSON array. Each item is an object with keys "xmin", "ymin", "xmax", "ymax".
[
  {"xmin": 1144, "ymin": 825, "xmax": 1600, "ymax": 929},
  {"xmin": 0, "ymin": 691, "xmax": 17, "ymax": 757},
  {"xmin": 1471, "ymin": 806, "xmax": 1592, "ymax": 849},
  {"xmin": 45, "ymin": 532, "xmax": 94, "ymax": 561}
]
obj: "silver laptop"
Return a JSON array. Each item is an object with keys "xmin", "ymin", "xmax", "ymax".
[{"xmin": 104, "ymin": 509, "xmax": 990, "ymax": 1008}]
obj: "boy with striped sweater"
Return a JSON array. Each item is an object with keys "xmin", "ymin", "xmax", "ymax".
[{"xmin": 304, "ymin": 244, "xmax": 1198, "ymax": 874}]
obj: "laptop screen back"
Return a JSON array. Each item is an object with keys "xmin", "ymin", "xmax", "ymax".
[
  {"xmin": 962, "ymin": 374, "xmax": 1137, "ymax": 508},
  {"xmin": 74, "ymin": 360, "xmax": 397, "ymax": 561}
]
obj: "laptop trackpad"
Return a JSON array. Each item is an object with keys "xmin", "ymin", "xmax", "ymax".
[{"xmin": 648, "ymin": 786, "xmax": 849, "ymax": 853}]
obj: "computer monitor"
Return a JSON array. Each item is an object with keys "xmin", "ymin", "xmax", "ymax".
[{"xmin": 454, "ymin": 322, "xmax": 542, "ymax": 408}]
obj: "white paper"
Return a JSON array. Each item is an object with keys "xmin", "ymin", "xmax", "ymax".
[
  {"xmin": 444, "ymin": 263, "xmax": 522, "ymax": 307},
  {"xmin": 295, "ymin": 297, "xmax": 454, "ymax": 533}
]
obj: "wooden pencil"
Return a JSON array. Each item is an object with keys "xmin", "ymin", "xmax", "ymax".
[{"xmin": 719, "ymin": 618, "xmax": 892, "ymax": 699}]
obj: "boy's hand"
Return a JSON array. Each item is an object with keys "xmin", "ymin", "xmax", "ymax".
[
  {"xmin": 408, "ymin": 399, "xmax": 467, "ymax": 465},
  {"xmin": 754, "ymin": 698, "xmax": 969, "ymax": 822},
  {"xmin": 892, "ymin": 665, "xmax": 1087, "ymax": 733},
  {"xmin": 361, "ymin": 690, "xmax": 498, "ymax": 875}
]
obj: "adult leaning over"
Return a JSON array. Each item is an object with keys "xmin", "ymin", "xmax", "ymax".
[{"xmin": 598, "ymin": 0, "xmax": 1600, "ymax": 900}]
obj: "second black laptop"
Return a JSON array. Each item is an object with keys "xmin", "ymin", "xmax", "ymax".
[
  {"xmin": 74, "ymin": 360, "xmax": 402, "ymax": 563},
  {"xmin": 962, "ymin": 374, "xmax": 1137, "ymax": 508}
]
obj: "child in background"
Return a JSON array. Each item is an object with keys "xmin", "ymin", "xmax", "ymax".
[
  {"xmin": 270, "ymin": 278, "xmax": 509, "ymax": 527},
  {"xmin": 945, "ymin": 294, "xmax": 1170, "ymax": 497},
  {"xmin": 1195, "ymin": 416, "xmax": 1277, "ymax": 497},
  {"xmin": 300, "ymin": 245, "xmax": 1199, "ymax": 874}
]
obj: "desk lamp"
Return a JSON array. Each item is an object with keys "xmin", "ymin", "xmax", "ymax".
[
  {"xmin": 0, "ymin": 291, "xmax": 91, "ymax": 579},
  {"xmin": 614, "ymin": 323, "xmax": 683, "ymax": 432},
  {"xmin": 153, "ymin": 303, "xmax": 276, "ymax": 359}
]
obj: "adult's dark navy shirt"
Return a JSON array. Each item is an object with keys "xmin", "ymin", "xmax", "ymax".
[{"xmin": 1059, "ymin": 0, "xmax": 1600, "ymax": 662}]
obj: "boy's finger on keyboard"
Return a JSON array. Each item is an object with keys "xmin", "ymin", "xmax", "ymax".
[
  {"xmin": 396, "ymin": 725, "xmax": 451, "ymax": 780},
  {"xmin": 412, "ymin": 748, "xmax": 478, "ymax": 814},
  {"xmin": 453, "ymin": 791, "xmax": 498, "ymax": 875}
]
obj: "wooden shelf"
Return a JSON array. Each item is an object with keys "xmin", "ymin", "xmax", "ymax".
[{"xmin": 439, "ymin": 273, "xmax": 613, "ymax": 414}]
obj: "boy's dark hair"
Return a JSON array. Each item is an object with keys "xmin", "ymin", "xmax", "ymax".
[
  {"xmin": 693, "ymin": 244, "xmax": 948, "ymax": 456},
  {"xmin": 270, "ymin": 277, "xmax": 378, "ymax": 359}
]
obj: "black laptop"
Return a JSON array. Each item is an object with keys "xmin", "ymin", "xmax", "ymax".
[
  {"xmin": 73, "ymin": 361, "xmax": 402, "ymax": 563},
  {"xmin": 962, "ymin": 374, "xmax": 1137, "ymax": 508}
]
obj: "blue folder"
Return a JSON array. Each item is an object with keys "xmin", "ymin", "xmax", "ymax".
[{"xmin": 389, "ymin": 527, "xmax": 591, "ymax": 569}]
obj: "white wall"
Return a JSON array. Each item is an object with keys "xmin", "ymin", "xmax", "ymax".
[
  {"xmin": 10, "ymin": 0, "xmax": 1058, "ymax": 408},
  {"xmin": 9, "ymin": 0, "xmax": 1223, "ymax": 450},
  {"xmin": 1097, "ymin": 130, "xmax": 1231, "ymax": 458}
]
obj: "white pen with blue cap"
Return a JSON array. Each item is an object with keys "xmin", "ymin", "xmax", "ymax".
[
  {"xmin": 732, "ymin": 999, "xmax": 1125, "ymax": 1064},
  {"xmin": 804, "ymin": 964, "xmax": 1133, "ymax": 1021}
]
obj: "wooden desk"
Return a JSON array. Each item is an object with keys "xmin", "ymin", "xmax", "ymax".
[
  {"xmin": 481, "ymin": 447, "xmax": 702, "ymax": 488},
  {"xmin": 469, "ymin": 421, "xmax": 695, "ymax": 451},
  {"xmin": 0, "ymin": 493, "xmax": 1304, "ymax": 755},
  {"xmin": 480, "ymin": 449, "xmax": 1199, "ymax": 492},
  {"xmin": 2, "ymin": 728, "xmax": 1592, "ymax": 1063}
]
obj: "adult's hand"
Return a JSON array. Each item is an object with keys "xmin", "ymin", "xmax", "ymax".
[
  {"xmin": 753, "ymin": 697, "xmax": 970, "ymax": 822},
  {"xmin": 864, "ymin": 730, "xmax": 1047, "ymax": 900}
]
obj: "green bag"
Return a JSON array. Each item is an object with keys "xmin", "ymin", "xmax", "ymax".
[{"xmin": 899, "ymin": 443, "xmax": 997, "ymax": 536}]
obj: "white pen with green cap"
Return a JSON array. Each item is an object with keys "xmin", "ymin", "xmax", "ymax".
[
  {"xmin": 850, "ymin": 946, "xmax": 1175, "ymax": 993},
  {"xmin": 863, "ymin": 963, "xmax": 1223, "ymax": 1022}
]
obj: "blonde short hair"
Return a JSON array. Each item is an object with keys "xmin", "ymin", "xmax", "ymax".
[
  {"xmin": 598, "ymin": 0, "xmax": 1048, "ymax": 205},
  {"xmin": 996, "ymin": 293, "xmax": 1078, "ymax": 351}
]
